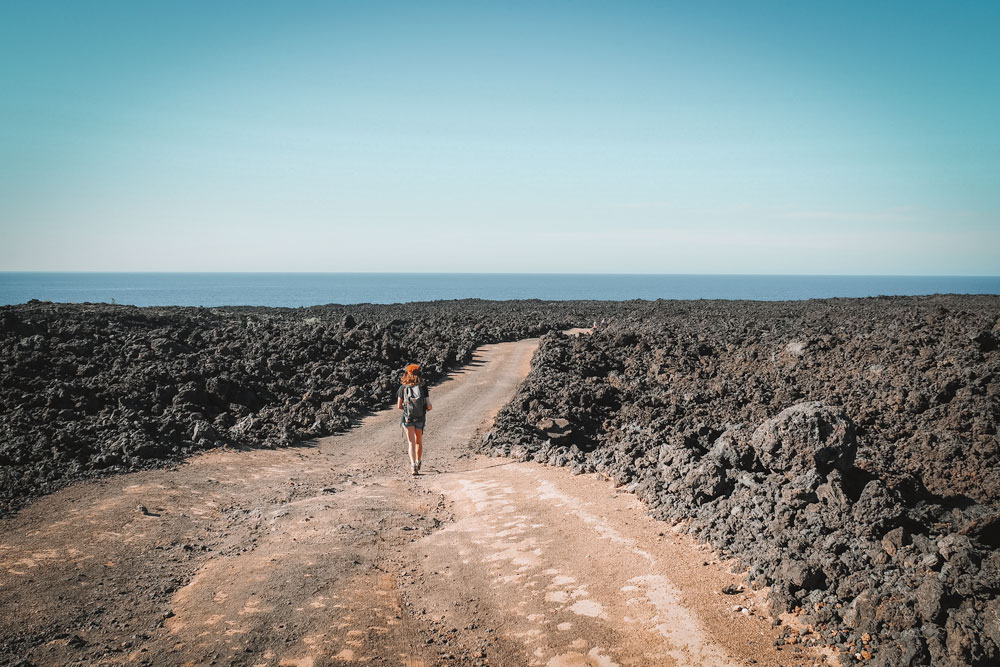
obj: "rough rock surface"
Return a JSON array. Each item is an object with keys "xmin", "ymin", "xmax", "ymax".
[
  {"xmin": 5, "ymin": 294, "xmax": 999, "ymax": 665},
  {"xmin": 480, "ymin": 295, "xmax": 1000, "ymax": 667},
  {"xmin": 0, "ymin": 299, "xmax": 612, "ymax": 515}
]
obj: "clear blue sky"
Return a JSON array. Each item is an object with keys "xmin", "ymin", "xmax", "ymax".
[{"xmin": 1, "ymin": 1, "xmax": 998, "ymax": 274}]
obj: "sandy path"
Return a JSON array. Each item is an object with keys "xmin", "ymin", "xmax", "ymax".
[{"xmin": 0, "ymin": 336, "xmax": 824, "ymax": 666}]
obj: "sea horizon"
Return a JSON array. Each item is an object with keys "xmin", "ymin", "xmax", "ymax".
[
  {"xmin": 5, "ymin": 270, "xmax": 1000, "ymax": 276},
  {"xmin": 3, "ymin": 272, "xmax": 1000, "ymax": 308}
]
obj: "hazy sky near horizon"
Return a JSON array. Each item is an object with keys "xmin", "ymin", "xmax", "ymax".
[{"xmin": 1, "ymin": 1, "xmax": 998, "ymax": 274}]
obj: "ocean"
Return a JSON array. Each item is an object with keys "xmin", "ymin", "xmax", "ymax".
[{"xmin": 2, "ymin": 273, "xmax": 999, "ymax": 308}]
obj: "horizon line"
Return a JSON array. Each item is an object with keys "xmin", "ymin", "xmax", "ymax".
[{"xmin": 2, "ymin": 271, "xmax": 1000, "ymax": 279}]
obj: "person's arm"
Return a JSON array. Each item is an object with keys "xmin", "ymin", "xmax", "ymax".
[
  {"xmin": 396, "ymin": 387, "xmax": 403, "ymax": 409},
  {"xmin": 425, "ymin": 385, "xmax": 432, "ymax": 411}
]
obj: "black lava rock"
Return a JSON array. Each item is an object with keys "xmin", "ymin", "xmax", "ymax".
[{"xmin": 479, "ymin": 295, "xmax": 1000, "ymax": 666}]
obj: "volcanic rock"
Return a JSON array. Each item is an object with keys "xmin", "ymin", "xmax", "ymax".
[
  {"xmin": 749, "ymin": 402, "xmax": 856, "ymax": 477},
  {"xmin": 0, "ymin": 299, "xmax": 621, "ymax": 515},
  {"xmin": 480, "ymin": 294, "xmax": 1000, "ymax": 666}
]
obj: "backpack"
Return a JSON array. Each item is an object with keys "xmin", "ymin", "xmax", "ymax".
[{"xmin": 403, "ymin": 385, "xmax": 427, "ymax": 421}]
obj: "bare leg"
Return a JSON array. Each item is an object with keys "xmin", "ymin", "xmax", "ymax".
[
  {"xmin": 405, "ymin": 426, "xmax": 418, "ymax": 468},
  {"xmin": 414, "ymin": 428, "xmax": 423, "ymax": 465}
]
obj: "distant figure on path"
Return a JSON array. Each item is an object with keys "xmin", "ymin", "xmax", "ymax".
[{"xmin": 397, "ymin": 363, "xmax": 431, "ymax": 475}]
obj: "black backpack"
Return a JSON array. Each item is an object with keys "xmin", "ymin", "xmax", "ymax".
[{"xmin": 403, "ymin": 385, "xmax": 427, "ymax": 421}]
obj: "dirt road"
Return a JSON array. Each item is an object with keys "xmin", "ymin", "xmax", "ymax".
[{"xmin": 1, "ymin": 337, "xmax": 825, "ymax": 666}]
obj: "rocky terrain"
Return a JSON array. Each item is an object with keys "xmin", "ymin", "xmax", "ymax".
[
  {"xmin": 4, "ymin": 295, "xmax": 999, "ymax": 666},
  {"xmin": 0, "ymin": 299, "xmax": 617, "ymax": 516},
  {"xmin": 0, "ymin": 335, "xmax": 806, "ymax": 667},
  {"xmin": 480, "ymin": 295, "xmax": 1000, "ymax": 667}
]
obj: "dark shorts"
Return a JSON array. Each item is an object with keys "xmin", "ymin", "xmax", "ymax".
[{"xmin": 402, "ymin": 418, "xmax": 426, "ymax": 431}]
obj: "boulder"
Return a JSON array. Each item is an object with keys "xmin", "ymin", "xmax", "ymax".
[
  {"xmin": 749, "ymin": 402, "xmax": 856, "ymax": 477},
  {"xmin": 777, "ymin": 558, "xmax": 825, "ymax": 591},
  {"xmin": 536, "ymin": 417, "xmax": 573, "ymax": 445}
]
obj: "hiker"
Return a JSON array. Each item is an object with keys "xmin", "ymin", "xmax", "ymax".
[{"xmin": 397, "ymin": 363, "xmax": 431, "ymax": 475}]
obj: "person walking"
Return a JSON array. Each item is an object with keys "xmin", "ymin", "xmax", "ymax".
[{"xmin": 397, "ymin": 363, "xmax": 431, "ymax": 475}]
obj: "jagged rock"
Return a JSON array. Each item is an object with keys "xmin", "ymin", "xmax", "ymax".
[
  {"xmin": 1, "ymin": 299, "xmax": 615, "ymax": 515},
  {"xmin": 881, "ymin": 526, "xmax": 909, "ymax": 556},
  {"xmin": 478, "ymin": 295, "xmax": 1000, "ymax": 665},
  {"xmin": 536, "ymin": 417, "xmax": 573, "ymax": 444},
  {"xmin": 778, "ymin": 558, "xmax": 825, "ymax": 591},
  {"xmin": 984, "ymin": 598, "xmax": 1000, "ymax": 655},
  {"xmin": 916, "ymin": 577, "xmax": 944, "ymax": 622},
  {"xmin": 6, "ymin": 294, "xmax": 1000, "ymax": 666},
  {"xmin": 850, "ymin": 480, "xmax": 903, "ymax": 537},
  {"xmin": 749, "ymin": 402, "xmax": 856, "ymax": 477}
]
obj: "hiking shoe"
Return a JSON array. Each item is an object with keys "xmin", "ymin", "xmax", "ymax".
[
  {"xmin": 416, "ymin": 460, "xmax": 422, "ymax": 473},
  {"xmin": 411, "ymin": 464, "xmax": 418, "ymax": 476}
]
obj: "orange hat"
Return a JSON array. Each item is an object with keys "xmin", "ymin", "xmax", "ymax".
[{"xmin": 405, "ymin": 363, "xmax": 420, "ymax": 374}]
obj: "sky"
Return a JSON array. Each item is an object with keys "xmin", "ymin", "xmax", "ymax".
[{"xmin": 1, "ymin": 1, "xmax": 998, "ymax": 274}]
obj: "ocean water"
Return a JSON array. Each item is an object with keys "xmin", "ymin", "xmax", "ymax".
[{"xmin": 1, "ymin": 273, "xmax": 999, "ymax": 308}]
